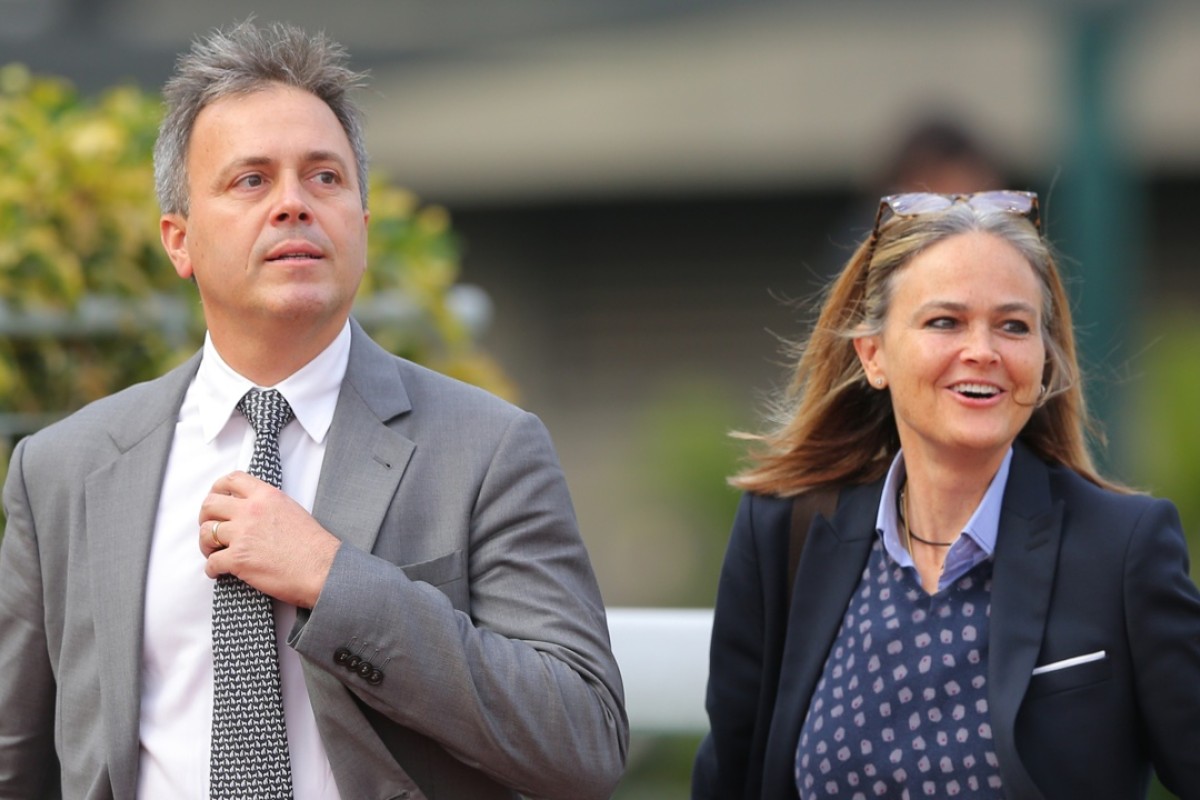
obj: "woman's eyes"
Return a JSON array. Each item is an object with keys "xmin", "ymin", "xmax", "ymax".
[
  {"xmin": 923, "ymin": 317, "xmax": 1033, "ymax": 335},
  {"xmin": 925, "ymin": 317, "xmax": 958, "ymax": 330},
  {"xmin": 1000, "ymin": 319, "xmax": 1032, "ymax": 335}
]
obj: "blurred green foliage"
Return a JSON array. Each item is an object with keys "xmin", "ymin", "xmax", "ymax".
[
  {"xmin": 0, "ymin": 64, "xmax": 512, "ymax": 520},
  {"xmin": 1131, "ymin": 313, "xmax": 1198, "ymax": 800},
  {"xmin": 0, "ymin": 63, "xmax": 511, "ymax": 409},
  {"xmin": 634, "ymin": 376, "xmax": 745, "ymax": 607},
  {"xmin": 615, "ymin": 377, "xmax": 745, "ymax": 796},
  {"xmin": 1131, "ymin": 312, "xmax": 1200, "ymax": 565},
  {"xmin": 0, "ymin": 65, "xmax": 179, "ymax": 412},
  {"xmin": 613, "ymin": 734, "xmax": 703, "ymax": 800}
]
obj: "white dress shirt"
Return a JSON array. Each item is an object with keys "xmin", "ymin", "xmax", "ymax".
[{"xmin": 138, "ymin": 322, "xmax": 350, "ymax": 800}]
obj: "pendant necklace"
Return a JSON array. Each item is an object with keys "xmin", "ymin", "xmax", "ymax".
[{"xmin": 899, "ymin": 483, "xmax": 953, "ymax": 575}]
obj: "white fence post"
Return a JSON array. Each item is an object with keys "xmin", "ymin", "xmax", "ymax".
[{"xmin": 606, "ymin": 607, "xmax": 713, "ymax": 734}]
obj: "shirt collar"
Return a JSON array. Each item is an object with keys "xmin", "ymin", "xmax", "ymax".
[
  {"xmin": 194, "ymin": 321, "xmax": 351, "ymax": 444},
  {"xmin": 876, "ymin": 446, "xmax": 1014, "ymax": 566}
]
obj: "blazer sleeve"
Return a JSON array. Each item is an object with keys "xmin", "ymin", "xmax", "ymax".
[
  {"xmin": 0, "ymin": 437, "xmax": 61, "ymax": 798},
  {"xmin": 1124, "ymin": 496, "xmax": 1200, "ymax": 796},
  {"xmin": 693, "ymin": 493, "xmax": 792, "ymax": 800},
  {"xmin": 289, "ymin": 410, "xmax": 627, "ymax": 800}
]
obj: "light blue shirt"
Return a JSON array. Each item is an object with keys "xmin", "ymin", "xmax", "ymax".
[{"xmin": 875, "ymin": 447, "xmax": 1013, "ymax": 592}]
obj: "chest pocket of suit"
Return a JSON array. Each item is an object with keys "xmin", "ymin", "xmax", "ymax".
[
  {"xmin": 400, "ymin": 549, "xmax": 467, "ymax": 606},
  {"xmin": 1025, "ymin": 653, "xmax": 1112, "ymax": 700}
]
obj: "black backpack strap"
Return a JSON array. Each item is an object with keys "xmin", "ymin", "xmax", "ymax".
[{"xmin": 787, "ymin": 488, "xmax": 839, "ymax": 602}]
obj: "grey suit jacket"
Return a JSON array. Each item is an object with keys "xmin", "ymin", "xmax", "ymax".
[{"xmin": 0, "ymin": 320, "xmax": 628, "ymax": 800}]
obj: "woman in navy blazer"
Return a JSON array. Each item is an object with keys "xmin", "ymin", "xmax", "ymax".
[{"xmin": 693, "ymin": 191, "xmax": 1200, "ymax": 799}]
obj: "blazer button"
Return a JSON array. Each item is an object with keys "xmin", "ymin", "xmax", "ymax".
[
  {"xmin": 347, "ymin": 654, "xmax": 362, "ymax": 670},
  {"xmin": 357, "ymin": 662, "xmax": 374, "ymax": 679},
  {"xmin": 367, "ymin": 669, "xmax": 384, "ymax": 686},
  {"xmin": 333, "ymin": 648, "xmax": 352, "ymax": 666}
]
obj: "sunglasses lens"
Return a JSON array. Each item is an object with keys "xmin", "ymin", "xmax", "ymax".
[
  {"xmin": 886, "ymin": 193, "xmax": 952, "ymax": 216},
  {"xmin": 969, "ymin": 191, "xmax": 1035, "ymax": 216}
]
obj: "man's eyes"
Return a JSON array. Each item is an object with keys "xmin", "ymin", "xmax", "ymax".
[{"xmin": 235, "ymin": 173, "xmax": 265, "ymax": 188}]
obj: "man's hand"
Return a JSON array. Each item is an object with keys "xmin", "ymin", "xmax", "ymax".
[{"xmin": 198, "ymin": 471, "xmax": 340, "ymax": 608}]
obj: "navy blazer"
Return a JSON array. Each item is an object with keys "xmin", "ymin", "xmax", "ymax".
[{"xmin": 693, "ymin": 441, "xmax": 1200, "ymax": 799}]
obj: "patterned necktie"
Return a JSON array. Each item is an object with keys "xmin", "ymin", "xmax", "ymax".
[{"xmin": 210, "ymin": 389, "xmax": 295, "ymax": 799}]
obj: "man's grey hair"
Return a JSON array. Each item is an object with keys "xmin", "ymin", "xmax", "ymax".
[{"xmin": 153, "ymin": 19, "xmax": 370, "ymax": 215}]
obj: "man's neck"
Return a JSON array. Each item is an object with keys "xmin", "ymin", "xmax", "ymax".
[{"xmin": 207, "ymin": 316, "xmax": 349, "ymax": 386}]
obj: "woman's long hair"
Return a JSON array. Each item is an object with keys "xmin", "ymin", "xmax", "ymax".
[{"xmin": 732, "ymin": 203, "xmax": 1120, "ymax": 496}]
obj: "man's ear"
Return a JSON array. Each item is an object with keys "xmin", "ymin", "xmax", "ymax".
[{"xmin": 160, "ymin": 214, "xmax": 192, "ymax": 279}]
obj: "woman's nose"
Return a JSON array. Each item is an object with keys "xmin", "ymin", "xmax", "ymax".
[{"xmin": 961, "ymin": 325, "xmax": 999, "ymax": 363}]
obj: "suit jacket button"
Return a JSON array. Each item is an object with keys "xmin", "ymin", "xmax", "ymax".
[
  {"xmin": 367, "ymin": 668, "xmax": 384, "ymax": 686},
  {"xmin": 356, "ymin": 661, "xmax": 374, "ymax": 679},
  {"xmin": 334, "ymin": 648, "xmax": 352, "ymax": 666},
  {"xmin": 347, "ymin": 654, "xmax": 362, "ymax": 670}
]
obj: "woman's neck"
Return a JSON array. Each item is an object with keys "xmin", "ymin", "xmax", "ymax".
[{"xmin": 900, "ymin": 451, "xmax": 1004, "ymax": 546}]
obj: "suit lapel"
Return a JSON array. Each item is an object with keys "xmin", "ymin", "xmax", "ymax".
[
  {"xmin": 299, "ymin": 324, "xmax": 419, "ymax": 796},
  {"xmin": 986, "ymin": 442, "xmax": 1062, "ymax": 800},
  {"xmin": 763, "ymin": 481, "xmax": 880, "ymax": 798},
  {"xmin": 310, "ymin": 320, "xmax": 414, "ymax": 556},
  {"xmin": 84, "ymin": 353, "xmax": 201, "ymax": 799}
]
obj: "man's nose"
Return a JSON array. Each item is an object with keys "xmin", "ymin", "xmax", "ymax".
[{"xmin": 271, "ymin": 175, "xmax": 312, "ymax": 223}]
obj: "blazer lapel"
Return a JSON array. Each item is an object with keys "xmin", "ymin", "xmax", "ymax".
[
  {"xmin": 84, "ymin": 352, "xmax": 201, "ymax": 799},
  {"xmin": 310, "ymin": 320, "xmax": 414, "ymax": 556},
  {"xmin": 763, "ymin": 481, "xmax": 880, "ymax": 799},
  {"xmin": 986, "ymin": 441, "xmax": 1063, "ymax": 800}
]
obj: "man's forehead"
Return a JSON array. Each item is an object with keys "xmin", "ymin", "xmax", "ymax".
[{"xmin": 188, "ymin": 88, "xmax": 353, "ymax": 165}]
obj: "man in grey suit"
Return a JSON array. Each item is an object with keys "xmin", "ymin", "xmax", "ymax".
[{"xmin": 0, "ymin": 20, "xmax": 627, "ymax": 800}]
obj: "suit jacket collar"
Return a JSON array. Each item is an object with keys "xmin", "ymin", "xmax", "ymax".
[
  {"xmin": 309, "ymin": 319, "xmax": 415, "ymax": 554},
  {"xmin": 762, "ymin": 480, "xmax": 879, "ymax": 798},
  {"xmin": 85, "ymin": 350, "xmax": 203, "ymax": 799},
  {"xmin": 986, "ymin": 440, "xmax": 1062, "ymax": 800},
  {"xmin": 762, "ymin": 440, "xmax": 1062, "ymax": 800}
]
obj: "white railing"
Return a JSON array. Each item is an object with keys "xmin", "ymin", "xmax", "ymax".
[{"xmin": 606, "ymin": 607, "xmax": 713, "ymax": 734}]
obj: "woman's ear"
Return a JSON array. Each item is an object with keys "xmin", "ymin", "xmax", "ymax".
[{"xmin": 853, "ymin": 335, "xmax": 886, "ymax": 389}]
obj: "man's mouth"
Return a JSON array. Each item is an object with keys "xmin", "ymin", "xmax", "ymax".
[
  {"xmin": 265, "ymin": 241, "xmax": 324, "ymax": 262},
  {"xmin": 269, "ymin": 252, "xmax": 321, "ymax": 261}
]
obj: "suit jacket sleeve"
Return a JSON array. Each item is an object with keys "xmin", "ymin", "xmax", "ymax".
[
  {"xmin": 290, "ymin": 409, "xmax": 627, "ymax": 800},
  {"xmin": 692, "ymin": 493, "xmax": 793, "ymax": 800},
  {"xmin": 0, "ymin": 437, "xmax": 61, "ymax": 799},
  {"xmin": 1124, "ymin": 496, "xmax": 1200, "ymax": 795}
]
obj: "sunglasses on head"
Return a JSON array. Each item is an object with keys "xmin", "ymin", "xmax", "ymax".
[{"xmin": 870, "ymin": 190, "xmax": 1042, "ymax": 239}]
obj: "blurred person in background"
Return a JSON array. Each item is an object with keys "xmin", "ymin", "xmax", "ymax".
[
  {"xmin": 816, "ymin": 115, "xmax": 1013, "ymax": 295},
  {"xmin": 692, "ymin": 190, "xmax": 1200, "ymax": 799},
  {"xmin": 0, "ymin": 20, "xmax": 626, "ymax": 800},
  {"xmin": 875, "ymin": 117, "xmax": 1010, "ymax": 198}
]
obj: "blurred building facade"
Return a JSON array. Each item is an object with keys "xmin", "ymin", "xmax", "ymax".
[{"xmin": 5, "ymin": 0, "xmax": 1200, "ymax": 607}]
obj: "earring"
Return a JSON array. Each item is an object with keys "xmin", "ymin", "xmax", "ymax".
[{"xmin": 874, "ymin": 377, "xmax": 885, "ymax": 388}]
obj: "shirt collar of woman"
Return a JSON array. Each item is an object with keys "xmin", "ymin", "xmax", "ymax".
[{"xmin": 875, "ymin": 447, "xmax": 1014, "ymax": 589}]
